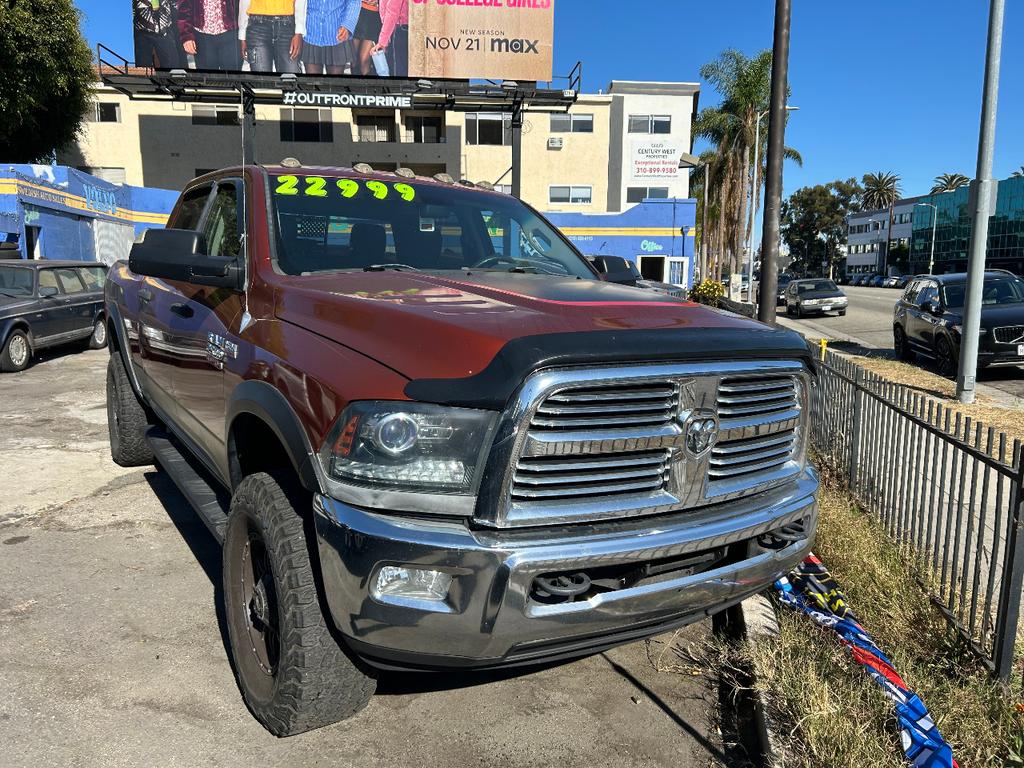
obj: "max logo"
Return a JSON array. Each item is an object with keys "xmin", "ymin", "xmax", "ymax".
[{"xmin": 491, "ymin": 38, "xmax": 540, "ymax": 54}]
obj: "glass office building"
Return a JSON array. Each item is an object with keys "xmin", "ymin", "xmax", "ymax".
[{"xmin": 910, "ymin": 176, "xmax": 1024, "ymax": 275}]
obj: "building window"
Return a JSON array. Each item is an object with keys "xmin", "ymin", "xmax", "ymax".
[
  {"xmin": 192, "ymin": 106, "xmax": 240, "ymax": 126},
  {"xmin": 550, "ymin": 113, "xmax": 594, "ymax": 133},
  {"xmin": 89, "ymin": 102, "xmax": 121, "ymax": 123},
  {"xmin": 549, "ymin": 185, "xmax": 592, "ymax": 205},
  {"xmin": 465, "ymin": 113, "xmax": 511, "ymax": 146},
  {"xmin": 626, "ymin": 187, "xmax": 670, "ymax": 203},
  {"xmin": 280, "ymin": 108, "xmax": 333, "ymax": 142},
  {"xmin": 494, "ymin": 184, "xmax": 512, "ymax": 195},
  {"xmin": 404, "ymin": 115, "xmax": 443, "ymax": 143},
  {"xmin": 628, "ymin": 114, "xmax": 671, "ymax": 134},
  {"xmin": 355, "ymin": 114, "xmax": 397, "ymax": 143}
]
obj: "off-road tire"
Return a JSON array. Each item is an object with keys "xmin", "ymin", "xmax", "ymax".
[
  {"xmin": 223, "ymin": 473, "xmax": 376, "ymax": 737},
  {"xmin": 106, "ymin": 352, "xmax": 154, "ymax": 466},
  {"xmin": 88, "ymin": 317, "xmax": 107, "ymax": 350},
  {"xmin": 0, "ymin": 329, "xmax": 31, "ymax": 372}
]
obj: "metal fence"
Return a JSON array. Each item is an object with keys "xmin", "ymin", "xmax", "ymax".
[{"xmin": 810, "ymin": 350, "xmax": 1024, "ymax": 680}]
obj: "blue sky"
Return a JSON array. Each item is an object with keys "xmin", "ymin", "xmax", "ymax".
[{"xmin": 78, "ymin": 0, "xmax": 1022, "ymax": 200}]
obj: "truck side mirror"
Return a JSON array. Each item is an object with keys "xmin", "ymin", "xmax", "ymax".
[{"xmin": 129, "ymin": 228, "xmax": 241, "ymax": 289}]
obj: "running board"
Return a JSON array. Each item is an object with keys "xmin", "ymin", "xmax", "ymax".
[{"xmin": 148, "ymin": 429, "xmax": 230, "ymax": 543}]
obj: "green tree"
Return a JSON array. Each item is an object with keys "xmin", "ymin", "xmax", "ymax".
[
  {"xmin": 781, "ymin": 178, "xmax": 863, "ymax": 278},
  {"xmin": 694, "ymin": 49, "xmax": 800, "ymax": 280},
  {"xmin": 930, "ymin": 173, "xmax": 970, "ymax": 194},
  {"xmin": 862, "ymin": 171, "xmax": 901, "ymax": 210},
  {"xmin": 0, "ymin": 0, "xmax": 94, "ymax": 162}
]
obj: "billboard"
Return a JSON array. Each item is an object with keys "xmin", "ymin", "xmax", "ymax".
[{"xmin": 132, "ymin": 0, "xmax": 554, "ymax": 82}]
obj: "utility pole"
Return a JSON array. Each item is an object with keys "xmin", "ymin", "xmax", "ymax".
[
  {"xmin": 958, "ymin": 0, "xmax": 1005, "ymax": 404},
  {"xmin": 757, "ymin": 0, "xmax": 792, "ymax": 325},
  {"xmin": 701, "ymin": 162, "xmax": 710, "ymax": 282}
]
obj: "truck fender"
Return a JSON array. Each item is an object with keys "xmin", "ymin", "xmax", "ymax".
[
  {"xmin": 226, "ymin": 380, "xmax": 323, "ymax": 495},
  {"xmin": 105, "ymin": 301, "xmax": 145, "ymax": 401}
]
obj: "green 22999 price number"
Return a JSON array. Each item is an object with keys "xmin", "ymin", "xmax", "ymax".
[{"xmin": 274, "ymin": 175, "xmax": 416, "ymax": 202}]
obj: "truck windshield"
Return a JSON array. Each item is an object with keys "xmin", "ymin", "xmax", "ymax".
[
  {"xmin": 0, "ymin": 266, "xmax": 33, "ymax": 297},
  {"xmin": 269, "ymin": 174, "xmax": 595, "ymax": 279}
]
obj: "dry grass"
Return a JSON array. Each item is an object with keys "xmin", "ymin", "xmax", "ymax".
[
  {"xmin": 750, "ymin": 469, "xmax": 1024, "ymax": 767},
  {"xmin": 833, "ymin": 353, "xmax": 1024, "ymax": 454}
]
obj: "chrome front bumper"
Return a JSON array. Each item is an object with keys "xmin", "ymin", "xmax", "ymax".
[{"xmin": 314, "ymin": 469, "xmax": 818, "ymax": 669}]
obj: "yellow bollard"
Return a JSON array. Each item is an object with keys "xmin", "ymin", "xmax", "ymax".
[{"xmin": 819, "ymin": 338, "xmax": 828, "ymax": 362}]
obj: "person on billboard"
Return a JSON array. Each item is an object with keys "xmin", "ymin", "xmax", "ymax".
[
  {"xmin": 352, "ymin": 0, "xmax": 382, "ymax": 75},
  {"xmin": 373, "ymin": 0, "xmax": 408, "ymax": 78},
  {"xmin": 176, "ymin": 0, "xmax": 242, "ymax": 70},
  {"xmin": 302, "ymin": 0, "xmax": 359, "ymax": 75},
  {"xmin": 238, "ymin": 0, "xmax": 308, "ymax": 73},
  {"xmin": 134, "ymin": 0, "xmax": 183, "ymax": 69}
]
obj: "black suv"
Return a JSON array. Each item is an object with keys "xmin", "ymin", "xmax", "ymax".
[
  {"xmin": 893, "ymin": 271, "xmax": 1024, "ymax": 375},
  {"xmin": 0, "ymin": 260, "xmax": 108, "ymax": 372}
]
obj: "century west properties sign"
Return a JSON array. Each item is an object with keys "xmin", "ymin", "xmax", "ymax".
[{"xmin": 630, "ymin": 139, "xmax": 685, "ymax": 181}]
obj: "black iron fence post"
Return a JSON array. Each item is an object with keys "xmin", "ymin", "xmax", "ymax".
[
  {"xmin": 848, "ymin": 366, "xmax": 863, "ymax": 491},
  {"xmin": 993, "ymin": 456, "xmax": 1024, "ymax": 680}
]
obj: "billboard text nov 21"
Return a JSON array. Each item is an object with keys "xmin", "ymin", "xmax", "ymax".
[{"xmin": 132, "ymin": 0, "xmax": 555, "ymax": 83}]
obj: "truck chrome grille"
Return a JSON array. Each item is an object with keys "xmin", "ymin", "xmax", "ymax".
[
  {"xmin": 511, "ymin": 450, "xmax": 671, "ymax": 500},
  {"xmin": 530, "ymin": 383, "xmax": 679, "ymax": 431},
  {"xmin": 993, "ymin": 325, "xmax": 1024, "ymax": 344},
  {"xmin": 482, "ymin": 361, "xmax": 809, "ymax": 528}
]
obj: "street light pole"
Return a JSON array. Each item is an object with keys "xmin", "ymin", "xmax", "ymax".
[
  {"xmin": 915, "ymin": 202, "xmax": 938, "ymax": 274},
  {"xmin": 757, "ymin": 0, "xmax": 793, "ymax": 325},
  {"xmin": 958, "ymin": 0, "xmax": 1005, "ymax": 405},
  {"xmin": 747, "ymin": 106, "xmax": 798, "ymax": 307}
]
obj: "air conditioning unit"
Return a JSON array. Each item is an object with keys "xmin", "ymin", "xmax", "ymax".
[{"xmin": 547, "ymin": 137, "xmax": 564, "ymax": 150}]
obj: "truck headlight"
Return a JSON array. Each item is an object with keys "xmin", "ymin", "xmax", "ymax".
[{"xmin": 320, "ymin": 402, "xmax": 497, "ymax": 495}]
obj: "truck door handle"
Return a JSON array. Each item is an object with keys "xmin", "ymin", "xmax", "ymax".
[
  {"xmin": 170, "ymin": 303, "xmax": 194, "ymax": 319},
  {"xmin": 138, "ymin": 289, "xmax": 154, "ymax": 304}
]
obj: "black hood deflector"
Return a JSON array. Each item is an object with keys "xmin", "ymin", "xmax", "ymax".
[{"xmin": 405, "ymin": 326, "xmax": 815, "ymax": 409}]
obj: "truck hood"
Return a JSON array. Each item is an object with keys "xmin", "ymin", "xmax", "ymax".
[{"xmin": 274, "ymin": 271, "xmax": 799, "ymax": 384}]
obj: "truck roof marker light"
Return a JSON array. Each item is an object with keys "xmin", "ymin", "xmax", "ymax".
[
  {"xmin": 280, "ymin": 157, "xmax": 302, "ymax": 168},
  {"xmin": 396, "ymin": 167, "xmax": 416, "ymax": 179},
  {"xmin": 353, "ymin": 163, "xmax": 375, "ymax": 175},
  {"xmin": 432, "ymin": 173, "xmax": 455, "ymax": 185},
  {"xmin": 476, "ymin": 181, "xmax": 494, "ymax": 191},
  {"xmin": 458, "ymin": 179, "xmax": 476, "ymax": 188}
]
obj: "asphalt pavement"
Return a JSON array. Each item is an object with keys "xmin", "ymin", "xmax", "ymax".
[
  {"xmin": 775, "ymin": 285, "xmax": 1024, "ymax": 401},
  {"xmin": 0, "ymin": 348, "xmax": 729, "ymax": 768}
]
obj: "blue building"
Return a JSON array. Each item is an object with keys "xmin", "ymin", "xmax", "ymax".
[
  {"xmin": 0, "ymin": 165, "xmax": 177, "ymax": 264},
  {"xmin": 546, "ymin": 198, "xmax": 698, "ymax": 288}
]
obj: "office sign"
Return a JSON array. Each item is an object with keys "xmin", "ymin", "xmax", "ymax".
[
  {"xmin": 133, "ymin": 0, "xmax": 555, "ymax": 82},
  {"xmin": 631, "ymin": 139, "xmax": 685, "ymax": 181}
]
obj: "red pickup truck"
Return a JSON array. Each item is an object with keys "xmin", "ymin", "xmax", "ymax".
[{"xmin": 105, "ymin": 162, "xmax": 819, "ymax": 736}]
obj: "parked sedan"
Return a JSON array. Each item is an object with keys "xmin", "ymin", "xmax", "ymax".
[
  {"xmin": 893, "ymin": 271, "xmax": 1024, "ymax": 376},
  {"xmin": 867, "ymin": 275, "xmax": 885, "ymax": 287},
  {"xmin": 776, "ymin": 272, "xmax": 794, "ymax": 304},
  {"xmin": 0, "ymin": 260, "xmax": 108, "ymax": 372},
  {"xmin": 883, "ymin": 275, "xmax": 901, "ymax": 288},
  {"xmin": 784, "ymin": 278, "xmax": 848, "ymax": 318}
]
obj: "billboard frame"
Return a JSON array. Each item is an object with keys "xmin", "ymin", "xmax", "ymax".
[{"xmin": 97, "ymin": 45, "xmax": 580, "ymax": 195}]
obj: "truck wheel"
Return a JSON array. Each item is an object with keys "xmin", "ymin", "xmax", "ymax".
[
  {"xmin": 106, "ymin": 352, "xmax": 154, "ymax": 466},
  {"xmin": 0, "ymin": 330, "xmax": 31, "ymax": 372},
  {"xmin": 223, "ymin": 473, "xmax": 376, "ymax": 736},
  {"xmin": 88, "ymin": 318, "xmax": 107, "ymax": 350}
]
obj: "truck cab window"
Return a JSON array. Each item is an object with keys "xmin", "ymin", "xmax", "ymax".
[
  {"xmin": 174, "ymin": 185, "xmax": 213, "ymax": 230},
  {"xmin": 204, "ymin": 183, "xmax": 242, "ymax": 259}
]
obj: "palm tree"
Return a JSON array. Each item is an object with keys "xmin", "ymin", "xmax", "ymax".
[
  {"xmin": 862, "ymin": 171, "xmax": 901, "ymax": 210},
  {"xmin": 693, "ymin": 49, "xmax": 801, "ymax": 279},
  {"xmin": 930, "ymin": 173, "xmax": 970, "ymax": 194},
  {"xmin": 1012, "ymin": 166, "xmax": 1024, "ymax": 178}
]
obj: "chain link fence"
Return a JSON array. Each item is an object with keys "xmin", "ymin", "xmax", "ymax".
[{"xmin": 810, "ymin": 350, "xmax": 1024, "ymax": 680}]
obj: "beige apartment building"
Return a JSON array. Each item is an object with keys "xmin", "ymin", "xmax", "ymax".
[{"xmin": 63, "ymin": 80, "xmax": 698, "ymax": 214}]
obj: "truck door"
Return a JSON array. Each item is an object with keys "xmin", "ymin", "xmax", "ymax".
[
  {"xmin": 169, "ymin": 179, "xmax": 245, "ymax": 468},
  {"xmin": 134, "ymin": 184, "xmax": 215, "ymax": 419}
]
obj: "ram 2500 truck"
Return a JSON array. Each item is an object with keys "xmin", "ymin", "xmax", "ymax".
[{"xmin": 105, "ymin": 163, "xmax": 819, "ymax": 736}]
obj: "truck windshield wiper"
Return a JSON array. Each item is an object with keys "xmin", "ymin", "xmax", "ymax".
[{"xmin": 363, "ymin": 263, "xmax": 422, "ymax": 272}]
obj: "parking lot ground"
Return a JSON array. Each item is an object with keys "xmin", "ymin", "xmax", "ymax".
[{"xmin": 0, "ymin": 349, "xmax": 727, "ymax": 768}]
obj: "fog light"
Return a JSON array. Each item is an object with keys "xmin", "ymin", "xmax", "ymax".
[{"xmin": 373, "ymin": 566, "xmax": 452, "ymax": 603}]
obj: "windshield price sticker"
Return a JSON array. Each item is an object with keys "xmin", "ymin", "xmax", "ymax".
[{"xmin": 274, "ymin": 176, "xmax": 417, "ymax": 203}]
